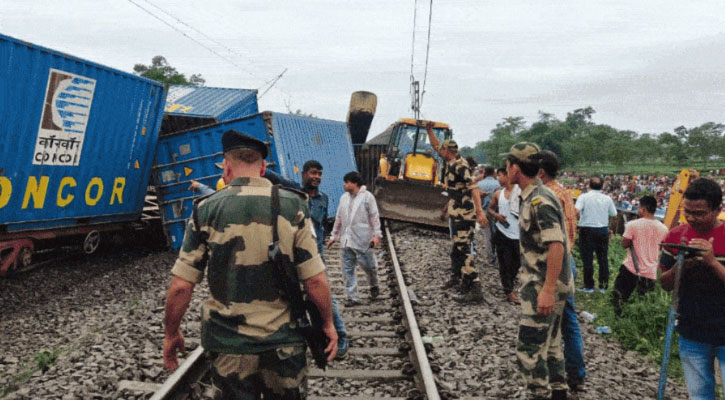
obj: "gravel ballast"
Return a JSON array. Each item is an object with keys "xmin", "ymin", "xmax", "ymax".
[{"xmin": 0, "ymin": 224, "xmax": 690, "ymax": 399}]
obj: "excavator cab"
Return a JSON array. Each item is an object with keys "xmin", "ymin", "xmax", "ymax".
[
  {"xmin": 375, "ymin": 119, "xmax": 453, "ymax": 227},
  {"xmin": 379, "ymin": 119, "xmax": 451, "ymax": 182}
]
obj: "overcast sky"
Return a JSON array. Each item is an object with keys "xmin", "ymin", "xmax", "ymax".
[{"xmin": 3, "ymin": 0, "xmax": 725, "ymax": 146}]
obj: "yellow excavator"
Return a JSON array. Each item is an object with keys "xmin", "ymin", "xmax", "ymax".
[{"xmin": 373, "ymin": 118, "xmax": 453, "ymax": 227}]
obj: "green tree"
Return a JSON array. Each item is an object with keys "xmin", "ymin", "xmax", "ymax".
[
  {"xmin": 480, "ymin": 116, "xmax": 526, "ymax": 163},
  {"xmin": 632, "ymin": 133, "xmax": 662, "ymax": 162},
  {"xmin": 608, "ymin": 130, "xmax": 636, "ymax": 166},
  {"xmin": 133, "ymin": 56, "xmax": 205, "ymax": 86},
  {"xmin": 686, "ymin": 122, "xmax": 724, "ymax": 167},
  {"xmin": 471, "ymin": 106, "xmax": 725, "ymax": 172},
  {"xmin": 658, "ymin": 131, "xmax": 688, "ymax": 164},
  {"xmin": 460, "ymin": 146, "xmax": 488, "ymax": 164}
]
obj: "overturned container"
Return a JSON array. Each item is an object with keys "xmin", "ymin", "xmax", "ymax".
[
  {"xmin": 153, "ymin": 111, "xmax": 357, "ymax": 249},
  {"xmin": 160, "ymin": 85, "xmax": 259, "ymax": 136},
  {"xmin": 0, "ymin": 33, "xmax": 167, "ymax": 274}
]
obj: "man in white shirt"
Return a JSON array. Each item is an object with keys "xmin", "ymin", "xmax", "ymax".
[
  {"xmin": 328, "ymin": 171, "xmax": 382, "ymax": 306},
  {"xmin": 575, "ymin": 176, "xmax": 617, "ymax": 292},
  {"xmin": 488, "ymin": 167, "xmax": 521, "ymax": 304}
]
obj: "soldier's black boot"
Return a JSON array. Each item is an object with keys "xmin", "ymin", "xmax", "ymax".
[
  {"xmin": 454, "ymin": 277, "xmax": 484, "ymax": 304},
  {"xmin": 551, "ymin": 389, "xmax": 567, "ymax": 400},
  {"xmin": 441, "ymin": 276, "xmax": 460, "ymax": 290}
]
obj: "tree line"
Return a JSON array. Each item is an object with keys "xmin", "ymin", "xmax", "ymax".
[{"xmin": 461, "ymin": 107, "xmax": 725, "ymax": 169}]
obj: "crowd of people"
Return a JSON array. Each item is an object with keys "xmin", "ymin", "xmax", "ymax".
[
  {"xmin": 470, "ymin": 151, "xmax": 724, "ymax": 400},
  {"xmin": 555, "ymin": 170, "xmax": 725, "ymax": 212},
  {"xmin": 161, "ymin": 128, "xmax": 723, "ymax": 400}
]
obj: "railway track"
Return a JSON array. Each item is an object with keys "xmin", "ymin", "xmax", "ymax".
[{"xmin": 149, "ymin": 222, "xmax": 440, "ymax": 400}]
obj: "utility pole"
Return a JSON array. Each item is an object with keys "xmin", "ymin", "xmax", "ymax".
[{"xmin": 410, "ymin": 80, "xmax": 420, "ymax": 120}]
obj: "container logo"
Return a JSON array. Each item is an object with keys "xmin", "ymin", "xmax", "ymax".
[
  {"xmin": 33, "ymin": 68, "xmax": 96, "ymax": 166},
  {"xmin": 164, "ymin": 86, "xmax": 195, "ymax": 113}
]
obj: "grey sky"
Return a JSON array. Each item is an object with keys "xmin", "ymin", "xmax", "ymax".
[{"xmin": 3, "ymin": 0, "xmax": 724, "ymax": 146}]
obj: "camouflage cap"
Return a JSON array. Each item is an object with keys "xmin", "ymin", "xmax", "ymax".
[
  {"xmin": 501, "ymin": 142, "xmax": 542, "ymax": 163},
  {"xmin": 440, "ymin": 139, "xmax": 458, "ymax": 152}
]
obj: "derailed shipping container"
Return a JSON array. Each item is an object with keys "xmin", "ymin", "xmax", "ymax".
[
  {"xmin": 160, "ymin": 85, "xmax": 258, "ymax": 136},
  {"xmin": 0, "ymin": 34, "xmax": 166, "ymax": 274},
  {"xmin": 154, "ymin": 112, "xmax": 357, "ymax": 250}
]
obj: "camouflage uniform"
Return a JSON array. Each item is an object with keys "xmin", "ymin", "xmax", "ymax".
[
  {"xmin": 171, "ymin": 176, "xmax": 325, "ymax": 399},
  {"xmin": 442, "ymin": 150, "xmax": 479, "ymax": 285},
  {"xmin": 517, "ymin": 177, "xmax": 574, "ymax": 399}
]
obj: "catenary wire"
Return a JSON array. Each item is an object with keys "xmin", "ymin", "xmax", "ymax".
[
  {"xmin": 420, "ymin": 0, "xmax": 433, "ymax": 109},
  {"xmin": 138, "ymin": 0, "xmax": 264, "ymax": 81},
  {"xmin": 125, "ymin": 0, "xmax": 292, "ymax": 103},
  {"xmin": 410, "ymin": 0, "xmax": 418, "ymax": 83},
  {"xmin": 125, "ymin": 0, "xmax": 249, "ymax": 74}
]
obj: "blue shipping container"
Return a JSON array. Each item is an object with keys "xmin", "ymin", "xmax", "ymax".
[
  {"xmin": 154, "ymin": 112, "xmax": 357, "ymax": 249},
  {"xmin": 270, "ymin": 112, "xmax": 357, "ymax": 220},
  {"xmin": 0, "ymin": 34, "xmax": 167, "ymax": 232},
  {"xmin": 161, "ymin": 85, "xmax": 258, "ymax": 136}
]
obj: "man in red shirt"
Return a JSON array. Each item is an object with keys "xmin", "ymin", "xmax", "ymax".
[{"xmin": 659, "ymin": 178, "xmax": 725, "ymax": 399}]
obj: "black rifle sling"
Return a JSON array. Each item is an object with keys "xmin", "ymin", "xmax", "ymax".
[
  {"xmin": 271, "ymin": 185, "xmax": 280, "ymax": 243},
  {"xmin": 270, "ymin": 185, "xmax": 305, "ymax": 321},
  {"xmin": 270, "ymin": 185, "xmax": 329, "ymax": 369}
]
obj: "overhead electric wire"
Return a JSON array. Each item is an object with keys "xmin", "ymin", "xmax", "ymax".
[
  {"xmin": 126, "ymin": 0, "xmax": 292, "ymax": 103},
  {"xmin": 125, "ymin": 0, "xmax": 247, "ymax": 71},
  {"xmin": 258, "ymin": 68, "xmax": 288, "ymax": 100},
  {"xmin": 138, "ymin": 0, "xmax": 263, "ymax": 81},
  {"xmin": 420, "ymin": 0, "xmax": 433, "ymax": 109},
  {"xmin": 410, "ymin": 0, "xmax": 418, "ymax": 82}
]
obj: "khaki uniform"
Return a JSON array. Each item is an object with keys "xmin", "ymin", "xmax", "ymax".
[
  {"xmin": 444, "ymin": 155, "xmax": 478, "ymax": 281},
  {"xmin": 172, "ymin": 176, "xmax": 325, "ymax": 399},
  {"xmin": 516, "ymin": 178, "xmax": 574, "ymax": 399}
]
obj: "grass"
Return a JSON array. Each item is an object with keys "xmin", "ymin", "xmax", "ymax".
[
  {"xmin": 572, "ymin": 235, "xmax": 684, "ymax": 381},
  {"xmin": 0, "ymin": 297, "xmax": 144, "ymax": 398},
  {"xmin": 0, "ymin": 348, "xmax": 64, "ymax": 398}
]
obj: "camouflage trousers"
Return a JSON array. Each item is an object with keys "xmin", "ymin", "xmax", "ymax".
[
  {"xmin": 516, "ymin": 282, "xmax": 568, "ymax": 398},
  {"xmin": 209, "ymin": 345, "xmax": 306, "ymax": 400},
  {"xmin": 450, "ymin": 217, "xmax": 477, "ymax": 280}
]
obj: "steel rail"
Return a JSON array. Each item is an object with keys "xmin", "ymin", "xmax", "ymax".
[
  {"xmin": 150, "ymin": 346, "xmax": 209, "ymax": 400},
  {"xmin": 384, "ymin": 224, "xmax": 440, "ymax": 400},
  {"xmin": 151, "ymin": 225, "xmax": 439, "ymax": 399}
]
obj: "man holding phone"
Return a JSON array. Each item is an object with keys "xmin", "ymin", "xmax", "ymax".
[{"xmin": 659, "ymin": 178, "xmax": 725, "ymax": 399}]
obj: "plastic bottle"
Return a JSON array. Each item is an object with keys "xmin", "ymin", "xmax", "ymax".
[
  {"xmin": 580, "ymin": 311, "xmax": 597, "ymax": 322},
  {"xmin": 596, "ymin": 326, "xmax": 612, "ymax": 334}
]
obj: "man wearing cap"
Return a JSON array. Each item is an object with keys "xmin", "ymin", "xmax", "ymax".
[
  {"xmin": 426, "ymin": 122, "xmax": 488, "ymax": 304},
  {"xmin": 505, "ymin": 142, "xmax": 573, "ymax": 400},
  {"xmin": 162, "ymin": 130, "xmax": 337, "ymax": 399}
]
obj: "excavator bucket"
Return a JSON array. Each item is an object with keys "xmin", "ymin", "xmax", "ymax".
[{"xmin": 373, "ymin": 178, "xmax": 450, "ymax": 228}]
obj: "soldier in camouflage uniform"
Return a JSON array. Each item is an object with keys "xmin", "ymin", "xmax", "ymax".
[
  {"xmin": 162, "ymin": 130, "xmax": 337, "ymax": 399},
  {"xmin": 504, "ymin": 142, "xmax": 574, "ymax": 400},
  {"xmin": 426, "ymin": 122, "xmax": 489, "ymax": 304}
]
